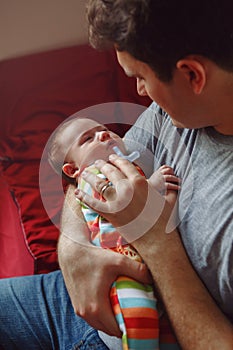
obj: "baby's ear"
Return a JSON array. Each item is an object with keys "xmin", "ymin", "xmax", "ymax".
[{"xmin": 62, "ymin": 163, "xmax": 80, "ymax": 178}]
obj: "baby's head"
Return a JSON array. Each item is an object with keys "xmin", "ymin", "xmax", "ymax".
[{"xmin": 48, "ymin": 117, "xmax": 126, "ymax": 183}]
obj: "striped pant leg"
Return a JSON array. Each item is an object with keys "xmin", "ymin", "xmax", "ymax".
[{"xmin": 110, "ymin": 276, "xmax": 160, "ymax": 350}]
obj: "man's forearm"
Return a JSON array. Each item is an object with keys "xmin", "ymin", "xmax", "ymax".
[
  {"xmin": 58, "ymin": 183, "xmax": 93, "ymax": 275},
  {"xmin": 59, "ymin": 185, "xmax": 91, "ymax": 245},
  {"xmin": 58, "ymin": 185, "xmax": 96, "ymax": 314},
  {"xmin": 134, "ymin": 228, "xmax": 233, "ymax": 350},
  {"xmin": 58, "ymin": 185, "xmax": 91, "ymax": 295}
]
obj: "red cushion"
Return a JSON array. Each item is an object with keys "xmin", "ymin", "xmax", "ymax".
[
  {"xmin": 0, "ymin": 175, "xmax": 34, "ymax": 277},
  {"xmin": 0, "ymin": 44, "xmax": 151, "ymax": 275}
]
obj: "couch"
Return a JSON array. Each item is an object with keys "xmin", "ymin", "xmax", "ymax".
[{"xmin": 0, "ymin": 44, "xmax": 151, "ymax": 278}]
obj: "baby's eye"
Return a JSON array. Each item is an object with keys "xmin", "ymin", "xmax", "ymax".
[
  {"xmin": 84, "ymin": 136, "xmax": 93, "ymax": 142},
  {"xmin": 81, "ymin": 135, "xmax": 93, "ymax": 144}
]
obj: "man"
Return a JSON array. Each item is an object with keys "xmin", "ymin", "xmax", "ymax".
[
  {"xmin": 0, "ymin": 1, "xmax": 233, "ymax": 349},
  {"xmin": 60, "ymin": 0, "xmax": 233, "ymax": 348}
]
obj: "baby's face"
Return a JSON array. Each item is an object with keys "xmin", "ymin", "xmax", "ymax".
[{"xmin": 65, "ymin": 118, "xmax": 126, "ymax": 172}]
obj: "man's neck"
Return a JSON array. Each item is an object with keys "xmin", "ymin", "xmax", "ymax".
[
  {"xmin": 208, "ymin": 64, "xmax": 233, "ymax": 135},
  {"xmin": 213, "ymin": 107, "xmax": 233, "ymax": 136},
  {"xmin": 214, "ymin": 120, "xmax": 233, "ymax": 135}
]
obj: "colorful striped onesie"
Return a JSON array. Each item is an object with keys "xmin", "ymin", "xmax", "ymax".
[{"xmin": 78, "ymin": 165, "xmax": 180, "ymax": 350}]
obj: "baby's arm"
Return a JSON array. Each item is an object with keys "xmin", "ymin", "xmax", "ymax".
[{"xmin": 149, "ymin": 165, "xmax": 180, "ymax": 206}]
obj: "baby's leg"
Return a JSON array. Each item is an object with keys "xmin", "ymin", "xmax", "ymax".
[{"xmin": 110, "ymin": 276, "xmax": 159, "ymax": 350}]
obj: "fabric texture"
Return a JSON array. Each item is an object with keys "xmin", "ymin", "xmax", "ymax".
[
  {"xmin": 0, "ymin": 270, "xmax": 110, "ymax": 350},
  {"xmin": 0, "ymin": 44, "xmax": 151, "ymax": 277},
  {"xmin": 124, "ymin": 102, "xmax": 233, "ymax": 323}
]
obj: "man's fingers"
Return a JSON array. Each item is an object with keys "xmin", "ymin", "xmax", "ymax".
[
  {"xmin": 107, "ymin": 155, "xmax": 141, "ymax": 179},
  {"xmin": 79, "ymin": 298, "xmax": 121, "ymax": 337},
  {"xmin": 75, "ymin": 178, "xmax": 134, "ymax": 216},
  {"xmin": 121, "ymin": 257, "xmax": 152, "ymax": 285},
  {"xmin": 94, "ymin": 159, "xmax": 127, "ymax": 183},
  {"xmin": 98, "ymin": 301, "xmax": 122, "ymax": 337},
  {"xmin": 75, "ymin": 188, "xmax": 108, "ymax": 212}
]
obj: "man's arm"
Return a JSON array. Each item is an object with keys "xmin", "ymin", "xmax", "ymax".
[
  {"xmin": 75, "ymin": 157, "xmax": 233, "ymax": 349},
  {"xmin": 133, "ymin": 225, "xmax": 233, "ymax": 350},
  {"xmin": 136, "ymin": 167, "xmax": 233, "ymax": 349},
  {"xmin": 58, "ymin": 185, "xmax": 151, "ymax": 336}
]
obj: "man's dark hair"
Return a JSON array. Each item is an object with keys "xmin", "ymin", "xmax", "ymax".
[{"xmin": 87, "ymin": 0, "xmax": 233, "ymax": 81}]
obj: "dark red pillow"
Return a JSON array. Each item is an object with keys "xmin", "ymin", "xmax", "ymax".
[{"xmin": 0, "ymin": 44, "xmax": 150, "ymax": 275}]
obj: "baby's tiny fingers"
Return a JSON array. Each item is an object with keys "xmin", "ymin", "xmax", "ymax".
[
  {"xmin": 164, "ymin": 174, "xmax": 181, "ymax": 183},
  {"xmin": 165, "ymin": 182, "xmax": 181, "ymax": 191},
  {"xmin": 159, "ymin": 165, "xmax": 174, "ymax": 174}
]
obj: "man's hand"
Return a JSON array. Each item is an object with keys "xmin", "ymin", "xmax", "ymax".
[
  {"xmin": 59, "ymin": 184, "xmax": 151, "ymax": 336},
  {"xmin": 58, "ymin": 233, "xmax": 151, "ymax": 336},
  {"xmin": 74, "ymin": 156, "xmax": 174, "ymax": 242}
]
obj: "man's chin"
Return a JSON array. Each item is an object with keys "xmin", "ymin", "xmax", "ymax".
[
  {"xmin": 170, "ymin": 118, "xmax": 197, "ymax": 129},
  {"xmin": 170, "ymin": 119, "xmax": 185, "ymax": 128}
]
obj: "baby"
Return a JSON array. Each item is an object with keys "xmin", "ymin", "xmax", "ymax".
[{"xmin": 48, "ymin": 117, "xmax": 180, "ymax": 350}]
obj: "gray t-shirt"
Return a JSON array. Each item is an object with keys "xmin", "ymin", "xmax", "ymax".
[
  {"xmin": 123, "ymin": 102, "xmax": 233, "ymax": 321},
  {"xmin": 100, "ymin": 102, "xmax": 233, "ymax": 348}
]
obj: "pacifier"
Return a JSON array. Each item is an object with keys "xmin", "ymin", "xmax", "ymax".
[{"xmin": 113, "ymin": 146, "xmax": 140, "ymax": 163}]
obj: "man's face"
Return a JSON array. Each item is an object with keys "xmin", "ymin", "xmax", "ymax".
[
  {"xmin": 65, "ymin": 118, "xmax": 126, "ymax": 172},
  {"xmin": 116, "ymin": 50, "xmax": 212, "ymax": 129}
]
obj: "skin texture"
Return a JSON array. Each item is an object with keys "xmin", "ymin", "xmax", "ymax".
[
  {"xmin": 59, "ymin": 50, "xmax": 233, "ymax": 349},
  {"xmin": 60, "ymin": 118, "xmax": 126, "ymax": 178}
]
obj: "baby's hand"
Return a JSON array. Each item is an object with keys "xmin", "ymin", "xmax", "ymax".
[{"xmin": 148, "ymin": 165, "xmax": 180, "ymax": 206}]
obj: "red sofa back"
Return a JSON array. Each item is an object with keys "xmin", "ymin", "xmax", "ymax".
[{"xmin": 0, "ymin": 44, "xmax": 151, "ymax": 277}]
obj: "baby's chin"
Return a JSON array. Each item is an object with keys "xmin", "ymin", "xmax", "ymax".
[
  {"xmin": 79, "ymin": 154, "xmax": 111, "ymax": 171},
  {"xmin": 81, "ymin": 144, "xmax": 127, "ymax": 170}
]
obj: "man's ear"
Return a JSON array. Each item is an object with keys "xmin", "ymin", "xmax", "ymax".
[
  {"xmin": 176, "ymin": 57, "xmax": 206, "ymax": 94},
  {"xmin": 62, "ymin": 163, "xmax": 80, "ymax": 178}
]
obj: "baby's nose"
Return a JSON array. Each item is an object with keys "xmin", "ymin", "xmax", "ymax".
[{"xmin": 98, "ymin": 131, "xmax": 110, "ymax": 141}]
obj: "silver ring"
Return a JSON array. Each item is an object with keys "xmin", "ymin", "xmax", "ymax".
[{"xmin": 100, "ymin": 181, "xmax": 113, "ymax": 198}]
